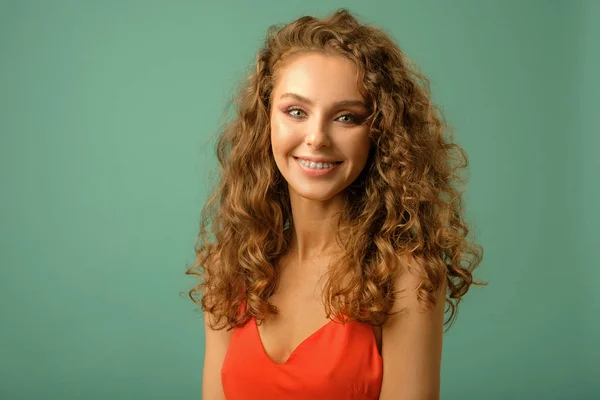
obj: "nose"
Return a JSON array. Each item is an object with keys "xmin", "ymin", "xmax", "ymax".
[{"xmin": 305, "ymin": 118, "xmax": 330, "ymax": 149}]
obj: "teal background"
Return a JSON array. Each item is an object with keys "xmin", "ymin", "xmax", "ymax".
[{"xmin": 1, "ymin": 0, "xmax": 598, "ymax": 399}]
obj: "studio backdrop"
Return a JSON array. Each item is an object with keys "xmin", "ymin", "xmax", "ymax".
[{"xmin": 1, "ymin": 1, "xmax": 598, "ymax": 399}]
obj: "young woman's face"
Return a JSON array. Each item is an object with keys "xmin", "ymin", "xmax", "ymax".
[{"xmin": 270, "ymin": 52, "xmax": 371, "ymax": 202}]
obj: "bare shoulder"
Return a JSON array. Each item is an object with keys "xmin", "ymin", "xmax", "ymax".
[
  {"xmin": 202, "ymin": 311, "xmax": 234, "ymax": 400},
  {"xmin": 379, "ymin": 255, "xmax": 446, "ymax": 400}
]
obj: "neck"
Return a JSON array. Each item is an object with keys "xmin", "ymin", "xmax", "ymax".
[{"xmin": 286, "ymin": 189, "xmax": 346, "ymax": 267}]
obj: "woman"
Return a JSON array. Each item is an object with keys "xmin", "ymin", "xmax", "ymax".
[{"xmin": 187, "ymin": 8, "xmax": 484, "ymax": 400}]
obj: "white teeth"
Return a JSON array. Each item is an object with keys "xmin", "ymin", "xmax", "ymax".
[{"xmin": 297, "ymin": 158, "xmax": 337, "ymax": 169}]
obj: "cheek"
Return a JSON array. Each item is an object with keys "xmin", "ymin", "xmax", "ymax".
[
  {"xmin": 270, "ymin": 122, "xmax": 289, "ymax": 165},
  {"xmin": 270, "ymin": 118, "xmax": 296, "ymax": 155},
  {"xmin": 270, "ymin": 126, "xmax": 281, "ymax": 155},
  {"xmin": 345, "ymin": 133, "xmax": 371, "ymax": 163}
]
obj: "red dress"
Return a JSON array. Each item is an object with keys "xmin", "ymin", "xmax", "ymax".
[{"xmin": 221, "ymin": 311, "xmax": 383, "ymax": 399}]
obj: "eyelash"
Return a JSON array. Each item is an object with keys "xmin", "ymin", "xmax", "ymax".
[{"xmin": 284, "ymin": 107, "xmax": 360, "ymax": 124}]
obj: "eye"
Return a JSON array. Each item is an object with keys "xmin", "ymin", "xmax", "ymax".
[
  {"xmin": 285, "ymin": 107, "xmax": 306, "ymax": 119},
  {"xmin": 283, "ymin": 107, "xmax": 361, "ymax": 124},
  {"xmin": 336, "ymin": 113, "xmax": 359, "ymax": 124}
]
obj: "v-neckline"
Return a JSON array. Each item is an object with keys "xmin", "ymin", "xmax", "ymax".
[{"xmin": 252, "ymin": 316, "xmax": 339, "ymax": 366}]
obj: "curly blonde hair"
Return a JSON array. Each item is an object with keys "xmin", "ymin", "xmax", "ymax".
[{"xmin": 186, "ymin": 8, "xmax": 485, "ymax": 332}]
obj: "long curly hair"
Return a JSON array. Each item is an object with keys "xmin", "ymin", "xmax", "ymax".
[{"xmin": 186, "ymin": 8, "xmax": 485, "ymax": 332}]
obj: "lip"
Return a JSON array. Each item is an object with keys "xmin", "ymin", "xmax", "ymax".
[
  {"xmin": 293, "ymin": 156, "xmax": 341, "ymax": 177},
  {"xmin": 293, "ymin": 155, "xmax": 342, "ymax": 164}
]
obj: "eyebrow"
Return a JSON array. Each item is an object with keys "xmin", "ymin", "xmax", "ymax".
[{"xmin": 279, "ymin": 92, "xmax": 368, "ymax": 109}]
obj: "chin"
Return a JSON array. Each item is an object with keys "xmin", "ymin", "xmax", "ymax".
[{"xmin": 288, "ymin": 185, "xmax": 344, "ymax": 202}]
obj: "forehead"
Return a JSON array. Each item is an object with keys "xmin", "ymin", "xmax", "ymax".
[{"xmin": 271, "ymin": 52, "xmax": 363, "ymax": 101}]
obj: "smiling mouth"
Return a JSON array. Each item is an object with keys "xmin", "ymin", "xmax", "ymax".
[{"xmin": 293, "ymin": 157, "xmax": 342, "ymax": 169}]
